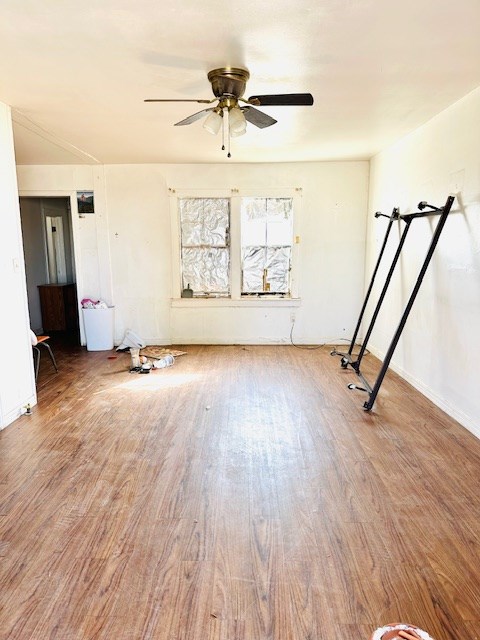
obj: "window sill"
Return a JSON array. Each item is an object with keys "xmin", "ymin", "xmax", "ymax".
[{"xmin": 171, "ymin": 297, "xmax": 301, "ymax": 308}]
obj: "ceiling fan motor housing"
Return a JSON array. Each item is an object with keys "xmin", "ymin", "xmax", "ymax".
[{"xmin": 207, "ymin": 67, "xmax": 250, "ymax": 99}]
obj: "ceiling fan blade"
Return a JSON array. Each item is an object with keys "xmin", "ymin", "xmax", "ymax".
[
  {"xmin": 174, "ymin": 107, "xmax": 215, "ymax": 126},
  {"xmin": 144, "ymin": 98, "xmax": 213, "ymax": 104},
  {"xmin": 243, "ymin": 106, "xmax": 277, "ymax": 129},
  {"xmin": 247, "ymin": 93, "xmax": 314, "ymax": 107}
]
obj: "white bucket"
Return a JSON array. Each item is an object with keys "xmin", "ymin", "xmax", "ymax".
[{"xmin": 82, "ymin": 307, "xmax": 115, "ymax": 351}]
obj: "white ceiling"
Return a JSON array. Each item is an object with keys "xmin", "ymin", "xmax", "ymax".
[{"xmin": 2, "ymin": 0, "xmax": 480, "ymax": 165}]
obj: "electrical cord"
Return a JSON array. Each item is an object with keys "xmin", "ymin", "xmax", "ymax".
[
  {"xmin": 289, "ymin": 322, "xmax": 324, "ymax": 350},
  {"xmin": 289, "ymin": 321, "xmax": 370, "ymax": 356}
]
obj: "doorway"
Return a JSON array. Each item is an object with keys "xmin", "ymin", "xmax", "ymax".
[{"xmin": 19, "ymin": 196, "xmax": 80, "ymax": 344}]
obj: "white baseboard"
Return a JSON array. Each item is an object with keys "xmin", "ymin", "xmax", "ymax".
[
  {"xmin": 368, "ymin": 345, "xmax": 479, "ymax": 440},
  {"xmin": 1, "ymin": 394, "xmax": 37, "ymax": 431},
  {"xmin": 169, "ymin": 337, "xmax": 292, "ymax": 345}
]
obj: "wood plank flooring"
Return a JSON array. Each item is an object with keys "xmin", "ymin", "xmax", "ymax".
[{"xmin": 0, "ymin": 342, "xmax": 479, "ymax": 640}]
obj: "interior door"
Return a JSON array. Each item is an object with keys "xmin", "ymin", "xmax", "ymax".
[{"xmin": 45, "ymin": 215, "xmax": 67, "ymax": 284}]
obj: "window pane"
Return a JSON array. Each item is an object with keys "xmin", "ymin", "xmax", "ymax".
[
  {"xmin": 182, "ymin": 247, "xmax": 230, "ymax": 294},
  {"xmin": 242, "ymin": 198, "xmax": 267, "ymax": 221},
  {"xmin": 180, "ymin": 198, "xmax": 229, "ymax": 247},
  {"xmin": 241, "ymin": 198, "xmax": 266, "ymax": 246},
  {"xmin": 266, "ymin": 246, "xmax": 291, "ymax": 293},
  {"xmin": 266, "ymin": 199, "xmax": 293, "ymax": 246},
  {"xmin": 242, "ymin": 247, "xmax": 266, "ymax": 293},
  {"xmin": 241, "ymin": 246, "xmax": 291, "ymax": 293}
]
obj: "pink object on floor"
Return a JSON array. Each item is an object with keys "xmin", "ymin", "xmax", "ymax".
[{"xmin": 370, "ymin": 623, "xmax": 434, "ymax": 640}]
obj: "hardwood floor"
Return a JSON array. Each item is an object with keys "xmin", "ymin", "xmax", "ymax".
[{"xmin": 0, "ymin": 343, "xmax": 479, "ymax": 640}]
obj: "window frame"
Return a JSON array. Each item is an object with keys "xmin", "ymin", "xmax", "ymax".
[
  {"xmin": 170, "ymin": 187, "xmax": 301, "ymax": 303},
  {"xmin": 240, "ymin": 196, "xmax": 295, "ymax": 296},
  {"xmin": 178, "ymin": 196, "xmax": 231, "ymax": 297}
]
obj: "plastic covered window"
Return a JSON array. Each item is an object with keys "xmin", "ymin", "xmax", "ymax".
[
  {"xmin": 241, "ymin": 198, "xmax": 293, "ymax": 294},
  {"xmin": 179, "ymin": 198, "xmax": 230, "ymax": 295}
]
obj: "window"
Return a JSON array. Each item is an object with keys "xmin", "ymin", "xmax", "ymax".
[
  {"xmin": 179, "ymin": 198, "xmax": 230, "ymax": 296},
  {"xmin": 241, "ymin": 198, "xmax": 293, "ymax": 295},
  {"xmin": 173, "ymin": 190, "xmax": 299, "ymax": 301}
]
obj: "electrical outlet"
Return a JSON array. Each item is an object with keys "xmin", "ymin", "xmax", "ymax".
[{"xmin": 290, "ymin": 312, "xmax": 296, "ymax": 323}]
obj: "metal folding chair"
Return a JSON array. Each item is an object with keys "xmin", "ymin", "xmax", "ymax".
[{"xmin": 31, "ymin": 332, "xmax": 58, "ymax": 381}]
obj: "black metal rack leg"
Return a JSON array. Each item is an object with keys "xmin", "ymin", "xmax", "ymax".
[
  {"xmin": 346, "ymin": 208, "xmax": 398, "ymax": 357},
  {"xmin": 331, "ymin": 208, "xmax": 399, "ymax": 364},
  {"xmin": 363, "ymin": 195, "xmax": 455, "ymax": 411},
  {"xmin": 350, "ymin": 218, "xmax": 412, "ymax": 373}
]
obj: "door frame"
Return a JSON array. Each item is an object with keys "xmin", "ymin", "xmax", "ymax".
[{"xmin": 19, "ymin": 190, "xmax": 85, "ymax": 344}]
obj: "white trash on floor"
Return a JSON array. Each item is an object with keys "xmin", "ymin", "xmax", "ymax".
[{"xmin": 117, "ymin": 329, "xmax": 145, "ymax": 351}]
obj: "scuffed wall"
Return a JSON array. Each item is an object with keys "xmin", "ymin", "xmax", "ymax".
[
  {"xmin": 367, "ymin": 86, "xmax": 480, "ymax": 436},
  {"xmin": 0, "ymin": 102, "xmax": 36, "ymax": 429},
  {"xmin": 18, "ymin": 161, "xmax": 370, "ymax": 346}
]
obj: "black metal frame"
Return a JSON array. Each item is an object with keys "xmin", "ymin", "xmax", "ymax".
[
  {"xmin": 331, "ymin": 207, "xmax": 399, "ymax": 363},
  {"xmin": 344, "ymin": 195, "xmax": 455, "ymax": 411}
]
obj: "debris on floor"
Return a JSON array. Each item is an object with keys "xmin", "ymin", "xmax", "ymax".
[
  {"xmin": 125, "ymin": 347, "xmax": 182, "ymax": 373},
  {"xmin": 116, "ymin": 329, "xmax": 146, "ymax": 351},
  {"xmin": 140, "ymin": 346, "xmax": 187, "ymax": 359}
]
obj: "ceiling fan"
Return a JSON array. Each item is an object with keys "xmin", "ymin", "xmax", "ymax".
[{"xmin": 145, "ymin": 67, "xmax": 314, "ymax": 157}]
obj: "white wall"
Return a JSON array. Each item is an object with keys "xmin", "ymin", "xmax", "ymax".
[
  {"xmin": 16, "ymin": 165, "xmax": 114, "ymax": 345},
  {"xmin": 367, "ymin": 86, "xmax": 480, "ymax": 437},
  {"xmin": 18, "ymin": 161, "xmax": 369, "ymax": 346},
  {"xmin": 0, "ymin": 102, "xmax": 36, "ymax": 429}
]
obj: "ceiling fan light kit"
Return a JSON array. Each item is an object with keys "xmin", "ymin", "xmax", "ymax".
[
  {"xmin": 229, "ymin": 106, "xmax": 247, "ymax": 136},
  {"xmin": 145, "ymin": 67, "xmax": 314, "ymax": 158},
  {"xmin": 203, "ymin": 109, "xmax": 223, "ymax": 135}
]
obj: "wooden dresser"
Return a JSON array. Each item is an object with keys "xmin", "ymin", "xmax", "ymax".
[{"xmin": 38, "ymin": 283, "xmax": 79, "ymax": 332}]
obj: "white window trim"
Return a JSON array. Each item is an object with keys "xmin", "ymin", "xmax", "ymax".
[{"xmin": 170, "ymin": 187, "xmax": 302, "ymax": 306}]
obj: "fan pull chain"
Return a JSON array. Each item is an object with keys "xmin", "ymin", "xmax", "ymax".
[
  {"xmin": 226, "ymin": 107, "xmax": 231, "ymax": 158},
  {"xmin": 222, "ymin": 107, "xmax": 227, "ymax": 151}
]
